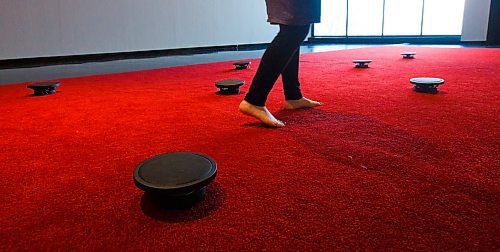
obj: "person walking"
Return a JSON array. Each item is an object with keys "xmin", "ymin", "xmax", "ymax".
[{"xmin": 239, "ymin": 0, "xmax": 323, "ymax": 127}]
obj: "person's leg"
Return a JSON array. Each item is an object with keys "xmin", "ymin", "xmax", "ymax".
[
  {"xmin": 243, "ymin": 24, "xmax": 310, "ymax": 106},
  {"xmin": 281, "ymin": 47, "xmax": 302, "ymax": 100},
  {"xmin": 240, "ymin": 24, "xmax": 310, "ymax": 127},
  {"xmin": 281, "ymin": 36, "xmax": 323, "ymax": 110}
]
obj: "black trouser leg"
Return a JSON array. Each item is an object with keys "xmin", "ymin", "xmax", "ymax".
[
  {"xmin": 244, "ymin": 24, "xmax": 310, "ymax": 106},
  {"xmin": 281, "ymin": 47, "xmax": 303, "ymax": 101}
]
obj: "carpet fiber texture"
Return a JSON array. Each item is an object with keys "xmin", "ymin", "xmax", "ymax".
[{"xmin": 1, "ymin": 46, "xmax": 499, "ymax": 251}]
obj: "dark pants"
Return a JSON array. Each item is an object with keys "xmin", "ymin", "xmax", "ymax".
[{"xmin": 244, "ymin": 24, "xmax": 311, "ymax": 107}]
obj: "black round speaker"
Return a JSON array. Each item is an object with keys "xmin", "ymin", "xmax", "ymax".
[
  {"xmin": 401, "ymin": 52, "xmax": 416, "ymax": 59},
  {"xmin": 134, "ymin": 152, "xmax": 217, "ymax": 208},
  {"xmin": 233, "ymin": 61, "xmax": 251, "ymax": 70},
  {"xmin": 215, "ymin": 79, "xmax": 245, "ymax": 95},
  {"xmin": 353, "ymin": 60, "xmax": 372, "ymax": 68},
  {"xmin": 410, "ymin": 77, "xmax": 445, "ymax": 93},
  {"xmin": 27, "ymin": 82, "xmax": 60, "ymax": 96}
]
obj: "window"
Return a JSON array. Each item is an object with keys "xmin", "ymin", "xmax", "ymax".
[
  {"xmin": 422, "ymin": 0, "xmax": 465, "ymax": 35},
  {"xmin": 347, "ymin": 0, "xmax": 384, "ymax": 36},
  {"xmin": 315, "ymin": 0, "xmax": 347, "ymax": 36},
  {"xmin": 383, "ymin": 0, "xmax": 423, "ymax": 36},
  {"xmin": 314, "ymin": 0, "xmax": 465, "ymax": 37}
]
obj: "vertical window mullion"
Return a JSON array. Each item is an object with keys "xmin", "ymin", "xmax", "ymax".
[
  {"xmin": 420, "ymin": 0, "xmax": 426, "ymax": 36},
  {"xmin": 346, "ymin": 0, "xmax": 349, "ymax": 37},
  {"xmin": 381, "ymin": 0, "xmax": 386, "ymax": 36}
]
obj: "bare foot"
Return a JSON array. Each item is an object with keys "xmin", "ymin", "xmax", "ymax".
[
  {"xmin": 284, "ymin": 97, "xmax": 323, "ymax": 110},
  {"xmin": 239, "ymin": 100, "xmax": 285, "ymax": 127}
]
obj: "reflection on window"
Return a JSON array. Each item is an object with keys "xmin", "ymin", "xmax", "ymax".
[
  {"xmin": 347, "ymin": 0, "xmax": 384, "ymax": 36},
  {"xmin": 314, "ymin": 0, "xmax": 347, "ymax": 36},
  {"xmin": 422, "ymin": 0, "xmax": 465, "ymax": 35},
  {"xmin": 384, "ymin": 0, "xmax": 423, "ymax": 35}
]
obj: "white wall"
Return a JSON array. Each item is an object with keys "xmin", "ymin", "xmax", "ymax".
[
  {"xmin": 461, "ymin": 0, "xmax": 491, "ymax": 41},
  {"xmin": 0, "ymin": 0, "xmax": 494, "ymax": 60},
  {"xmin": 0, "ymin": 0, "xmax": 277, "ymax": 60}
]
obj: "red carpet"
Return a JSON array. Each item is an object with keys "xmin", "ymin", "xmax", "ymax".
[{"xmin": 1, "ymin": 46, "xmax": 498, "ymax": 251}]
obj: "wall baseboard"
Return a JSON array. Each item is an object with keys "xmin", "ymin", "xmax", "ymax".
[
  {"xmin": 460, "ymin": 41, "xmax": 486, "ymax": 45},
  {"xmin": 308, "ymin": 36, "xmax": 462, "ymax": 44},
  {"xmin": 0, "ymin": 43, "xmax": 269, "ymax": 70}
]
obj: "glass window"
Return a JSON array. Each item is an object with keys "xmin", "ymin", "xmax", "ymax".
[
  {"xmin": 347, "ymin": 0, "xmax": 384, "ymax": 36},
  {"xmin": 422, "ymin": 0, "xmax": 465, "ymax": 35},
  {"xmin": 383, "ymin": 0, "xmax": 424, "ymax": 36},
  {"xmin": 315, "ymin": 0, "xmax": 466, "ymax": 37},
  {"xmin": 314, "ymin": 0, "xmax": 347, "ymax": 36}
]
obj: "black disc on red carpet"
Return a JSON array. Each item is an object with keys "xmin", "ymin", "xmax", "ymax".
[
  {"xmin": 410, "ymin": 77, "xmax": 445, "ymax": 93},
  {"xmin": 215, "ymin": 79, "xmax": 245, "ymax": 95},
  {"xmin": 401, "ymin": 52, "xmax": 416, "ymax": 59},
  {"xmin": 353, "ymin": 60, "xmax": 372, "ymax": 68},
  {"xmin": 134, "ymin": 152, "xmax": 217, "ymax": 208},
  {"xmin": 27, "ymin": 82, "xmax": 60, "ymax": 96},
  {"xmin": 233, "ymin": 61, "xmax": 251, "ymax": 70}
]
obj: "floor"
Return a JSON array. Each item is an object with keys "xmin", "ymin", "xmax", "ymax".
[
  {"xmin": 0, "ymin": 43, "xmax": 470, "ymax": 86},
  {"xmin": 2, "ymin": 44, "xmax": 498, "ymax": 251}
]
